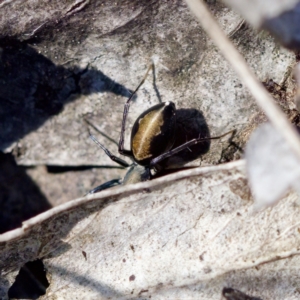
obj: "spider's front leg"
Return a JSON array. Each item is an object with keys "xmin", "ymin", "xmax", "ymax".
[
  {"xmin": 118, "ymin": 63, "xmax": 153, "ymax": 157},
  {"xmin": 87, "ymin": 178, "xmax": 122, "ymax": 194}
]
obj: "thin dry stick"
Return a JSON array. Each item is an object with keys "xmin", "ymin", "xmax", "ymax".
[{"xmin": 185, "ymin": 0, "xmax": 300, "ymax": 159}]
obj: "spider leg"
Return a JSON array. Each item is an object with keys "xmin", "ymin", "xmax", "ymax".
[
  {"xmin": 89, "ymin": 134, "xmax": 130, "ymax": 167},
  {"xmin": 84, "ymin": 118, "xmax": 118, "ymax": 146},
  {"xmin": 87, "ymin": 178, "xmax": 122, "ymax": 194},
  {"xmin": 150, "ymin": 129, "xmax": 236, "ymax": 166},
  {"xmin": 118, "ymin": 62, "xmax": 154, "ymax": 157}
]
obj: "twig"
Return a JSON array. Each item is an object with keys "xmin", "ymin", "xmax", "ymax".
[{"xmin": 185, "ymin": 0, "xmax": 300, "ymax": 159}]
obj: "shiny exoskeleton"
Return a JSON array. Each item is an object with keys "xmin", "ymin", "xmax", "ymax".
[
  {"xmin": 87, "ymin": 64, "xmax": 234, "ymax": 194},
  {"xmin": 130, "ymin": 102, "xmax": 176, "ymax": 166}
]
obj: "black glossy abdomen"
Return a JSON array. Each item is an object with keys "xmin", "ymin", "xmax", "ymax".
[{"xmin": 131, "ymin": 102, "xmax": 176, "ymax": 166}]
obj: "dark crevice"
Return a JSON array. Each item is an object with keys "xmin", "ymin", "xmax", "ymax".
[
  {"xmin": 8, "ymin": 260, "xmax": 49, "ymax": 299},
  {"xmin": 46, "ymin": 165, "xmax": 124, "ymax": 173}
]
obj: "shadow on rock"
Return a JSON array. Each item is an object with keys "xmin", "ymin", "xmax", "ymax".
[
  {"xmin": 0, "ymin": 37, "xmax": 131, "ymax": 151},
  {"xmin": 0, "ymin": 152, "xmax": 51, "ymax": 233}
]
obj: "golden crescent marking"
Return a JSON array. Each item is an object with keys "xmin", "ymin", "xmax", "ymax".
[{"xmin": 132, "ymin": 108, "xmax": 164, "ymax": 161}]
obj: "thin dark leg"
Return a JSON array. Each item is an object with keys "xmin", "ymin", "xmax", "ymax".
[
  {"xmin": 152, "ymin": 63, "xmax": 162, "ymax": 103},
  {"xmin": 87, "ymin": 178, "xmax": 122, "ymax": 194},
  {"xmin": 84, "ymin": 118, "xmax": 119, "ymax": 146},
  {"xmin": 118, "ymin": 63, "xmax": 154, "ymax": 156},
  {"xmin": 150, "ymin": 129, "xmax": 236, "ymax": 166},
  {"xmin": 89, "ymin": 134, "xmax": 130, "ymax": 167}
]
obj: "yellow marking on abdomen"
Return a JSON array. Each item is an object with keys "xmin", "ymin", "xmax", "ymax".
[{"xmin": 132, "ymin": 108, "xmax": 164, "ymax": 161}]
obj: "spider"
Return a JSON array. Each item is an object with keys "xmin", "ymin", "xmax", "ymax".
[{"xmin": 86, "ymin": 64, "xmax": 235, "ymax": 194}]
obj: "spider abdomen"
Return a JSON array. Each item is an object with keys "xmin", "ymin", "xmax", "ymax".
[{"xmin": 131, "ymin": 101, "xmax": 176, "ymax": 165}]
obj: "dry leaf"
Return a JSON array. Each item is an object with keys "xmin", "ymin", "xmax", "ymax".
[
  {"xmin": 1, "ymin": 161, "xmax": 300, "ymax": 299},
  {"xmin": 246, "ymin": 123, "xmax": 300, "ymax": 210}
]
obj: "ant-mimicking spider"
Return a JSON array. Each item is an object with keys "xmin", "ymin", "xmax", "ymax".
[{"xmin": 86, "ymin": 63, "xmax": 235, "ymax": 194}]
